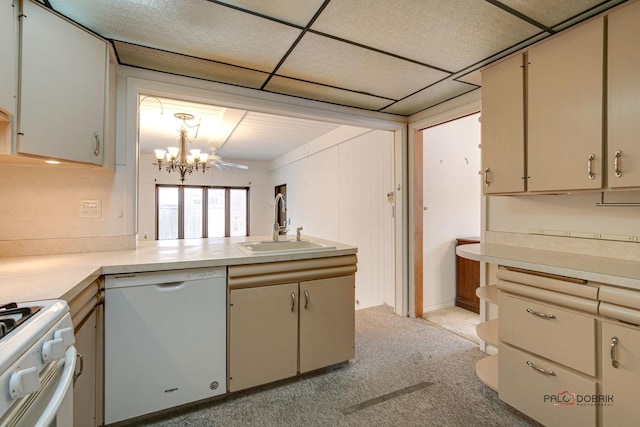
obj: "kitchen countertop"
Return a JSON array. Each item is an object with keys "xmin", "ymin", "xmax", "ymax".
[
  {"xmin": 0, "ymin": 236, "xmax": 357, "ymax": 304},
  {"xmin": 457, "ymin": 243, "xmax": 640, "ymax": 290}
]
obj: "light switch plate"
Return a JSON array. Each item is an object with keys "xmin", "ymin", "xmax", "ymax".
[{"xmin": 80, "ymin": 200, "xmax": 101, "ymax": 218}]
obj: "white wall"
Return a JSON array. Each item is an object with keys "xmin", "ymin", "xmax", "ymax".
[
  {"xmin": 270, "ymin": 128, "xmax": 395, "ymax": 309},
  {"xmin": 422, "ymin": 113, "xmax": 481, "ymax": 312},
  {"xmin": 138, "ymin": 153, "xmax": 272, "ymax": 240}
]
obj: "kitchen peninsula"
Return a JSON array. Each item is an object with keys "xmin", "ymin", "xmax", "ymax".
[{"xmin": 0, "ymin": 235, "xmax": 357, "ymax": 425}]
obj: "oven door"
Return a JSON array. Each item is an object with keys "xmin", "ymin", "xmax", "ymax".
[{"xmin": 0, "ymin": 346, "xmax": 76, "ymax": 427}]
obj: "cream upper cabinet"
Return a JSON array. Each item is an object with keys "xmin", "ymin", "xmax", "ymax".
[
  {"xmin": 601, "ymin": 321, "xmax": 640, "ymax": 426},
  {"xmin": 607, "ymin": 1, "xmax": 640, "ymax": 188},
  {"xmin": 527, "ymin": 18, "xmax": 604, "ymax": 192},
  {"xmin": 0, "ymin": 0, "xmax": 16, "ymax": 116},
  {"xmin": 18, "ymin": 0, "xmax": 107, "ymax": 165},
  {"xmin": 480, "ymin": 54, "xmax": 525, "ymax": 194}
]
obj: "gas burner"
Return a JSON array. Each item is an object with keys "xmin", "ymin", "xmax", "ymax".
[{"xmin": 0, "ymin": 302, "xmax": 41, "ymax": 339}]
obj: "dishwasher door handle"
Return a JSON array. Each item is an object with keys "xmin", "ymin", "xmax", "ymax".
[{"xmin": 154, "ymin": 282, "xmax": 187, "ymax": 291}]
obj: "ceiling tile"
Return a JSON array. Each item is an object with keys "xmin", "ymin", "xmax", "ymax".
[
  {"xmin": 277, "ymin": 33, "xmax": 449, "ymax": 100},
  {"xmin": 218, "ymin": 112, "xmax": 341, "ymax": 161},
  {"xmin": 311, "ymin": 0, "xmax": 542, "ymax": 72},
  {"xmin": 265, "ymin": 76, "xmax": 394, "ymax": 111},
  {"xmin": 382, "ymin": 81, "xmax": 478, "ymax": 116},
  {"xmin": 50, "ymin": 0, "xmax": 302, "ymax": 72},
  {"xmin": 114, "ymin": 41, "xmax": 269, "ymax": 89},
  {"xmin": 499, "ymin": 0, "xmax": 606, "ymax": 27},
  {"xmin": 215, "ymin": 0, "xmax": 326, "ymax": 26},
  {"xmin": 457, "ymin": 70, "xmax": 481, "ymax": 87}
]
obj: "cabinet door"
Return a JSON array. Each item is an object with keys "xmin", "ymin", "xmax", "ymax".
[
  {"xmin": 527, "ymin": 18, "xmax": 603, "ymax": 192},
  {"xmin": 480, "ymin": 54, "xmax": 525, "ymax": 194},
  {"xmin": 18, "ymin": 1, "xmax": 106, "ymax": 164},
  {"xmin": 73, "ymin": 308, "xmax": 97, "ymax": 427},
  {"xmin": 608, "ymin": 1, "xmax": 640, "ymax": 188},
  {"xmin": 299, "ymin": 275, "xmax": 355, "ymax": 373},
  {"xmin": 0, "ymin": 0, "xmax": 16, "ymax": 115},
  {"xmin": 229, "ymin": 283, "xmax": 298, "ymax": 391},
  {"xmin": 601, "ymin": 321, "xmax": 640, "ymax": 426}
]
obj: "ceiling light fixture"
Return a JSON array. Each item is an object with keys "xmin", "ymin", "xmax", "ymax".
[{"xmin": 153, "ymin": 112, "xmax": 210, "ymax": 182}]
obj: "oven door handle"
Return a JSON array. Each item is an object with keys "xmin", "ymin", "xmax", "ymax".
[{"xmin": 34, "ymin": 346, "xmax": 77, "ymax": 427}]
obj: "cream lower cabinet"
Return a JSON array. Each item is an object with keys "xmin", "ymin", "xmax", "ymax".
[
  {"xmin": 601, "ymin": 321, "xmax": 640, "ymax": 426},
  {"xmin": 229, "ymin": 282, "xmax": 299, "ymax": 392},
  {"xmin": 68, "ymin": 279, "xmax": 103, "ymax": 426},
  {"xmin": 229, "ymin": 274, "xmax": 355, "ymax": 392}
]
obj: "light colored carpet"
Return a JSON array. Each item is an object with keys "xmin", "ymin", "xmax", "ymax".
[
  {"xmin": 423, "ymin": 306, "xmax": 480, "ymax": 344},
  {"xmin": 129, "ymin": 305, "xmax": 538, "ymax": 427}
]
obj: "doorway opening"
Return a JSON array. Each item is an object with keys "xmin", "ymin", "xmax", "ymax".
[{"xmin": 414, "ymin": 112, "xmax": 481, "ymax": 340}]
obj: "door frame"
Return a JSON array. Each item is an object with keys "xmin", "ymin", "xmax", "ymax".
[{"xmin": 408, "ymin": 94, "xmax": 482, "ymax": 318}]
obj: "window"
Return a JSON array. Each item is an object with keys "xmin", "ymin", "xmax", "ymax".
[{"xmin": 156, "ymin": 185, "xmax": 249, "ymax": 240}]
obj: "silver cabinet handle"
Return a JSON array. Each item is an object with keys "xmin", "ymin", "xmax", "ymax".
[
  {"xmin": 526, "ymin": 308, "xmax": 556, "ymax": 319},
  {"xmin": 73, "ymin": 353, "xmax": 84, "ymax": 386},
  {"xmin": 304, "ymin": 289, "xmax": 309, "ymax": 309},
  {"xmin": 527, "ymin": 360, "xmax": 556, "ymax": 376},
  {"xmin": 614, "ymin": 150, "xmax": 622, "ymax": 178},
  {"xmin": 483, "ymin": 167, "xmax": 491, "ymax": 187},
  {"xmin": 93, "ymin": 132, "xmax": 100, "ymax": 156},
  {"xmin": 290, "ymin": 292, "xmax": 296, "ymax": 312},
  {"xmin": 610, "ymin": 336, "xmax": 619, "ymax": 368},
  {"xmin": 587, "ymin": 154, "xmax": 595, "ymax": 180}
]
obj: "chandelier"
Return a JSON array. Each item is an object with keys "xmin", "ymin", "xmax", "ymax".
[{"xmin": 153, "ymin": 113, "xmax": 210, "ymax": 182}]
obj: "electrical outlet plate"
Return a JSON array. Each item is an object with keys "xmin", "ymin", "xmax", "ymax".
[{"xmin": 80, "ymin": 200, "xmax": 101, "ymax": 218}]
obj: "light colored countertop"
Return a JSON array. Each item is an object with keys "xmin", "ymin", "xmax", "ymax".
[
  {"xmin": 0, "ymin": 236, "xmax": 357, "ymax": 304},
  {"xmin": 457, "ymin": 243, "xmax": 640, "ymax": 290}
]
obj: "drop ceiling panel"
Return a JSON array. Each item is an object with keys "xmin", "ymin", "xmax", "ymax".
[
  {"xmin": 215, "ymin": 0, "xmax": 326, "ymax": 26},
  {"xmin": 499, "ymin": 0, "xmax": 605, "ymax": 27},
  {"xmin": 50, "ymin": 0, "xmax": 302, "ymax": 72},
  {"xmin": 218, "ymin": 112, "xmax": 341, "ymax": 161},
  {"xmin": 311, "ymin": 0, "xmax": 543, "ymax": 72},
  {"xmin": 114, "ymin": 41, "xmax": 269, "ymax": 89},
  {"xmin": 265, "ymin": 76, "xmax": 393, "ymax": 111},
  {"xmin": 277, "ymin": 33, "xmax": 449, "ymax": 100},
  {"xmin": 382, "ymin": 80, "xmax": 478, "ymax": 116}
]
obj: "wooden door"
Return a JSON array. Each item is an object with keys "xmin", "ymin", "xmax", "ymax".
[
  {"xmin": 229, "ymin": 283, "xmax": 298, "ymax": 391},
  {"xmin": 480, "ymin": 54, "xmax": 526, "ymax": 194},
  {"xmin": 601, "ymin": 321, "xmax": 640, "ymax": 425},
  {"xmin": 527, "ymin": 18, "xmax": 604, "ymax": 192},
  {"xmin": 299, "ymin": 275, "xmax": 355, "ymax": 373},
  {"xmin": 608, "ymin": 1, "xmax": 640, "ymax": 188}
]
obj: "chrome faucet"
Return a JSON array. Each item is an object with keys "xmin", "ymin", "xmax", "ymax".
[{"xmin": 273, "ymin": 193, "xmax": 287, "ymax": 241}]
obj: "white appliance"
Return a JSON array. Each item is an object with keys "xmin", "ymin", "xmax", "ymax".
[
  {"xmin": 0, "ymin": 300, "xmax": 76, "ymax": 427},
  {"xmin": 104, "ymin": 267, "xmax": 227, "ymax": 424}
]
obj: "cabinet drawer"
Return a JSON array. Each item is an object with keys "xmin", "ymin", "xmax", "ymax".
[
  {"xmin": 499, "ymin": 344, "xmax": 596, "ymax": 427},
  {"xmin": 499, "ymin": 293, "xmax": 596, "ymax": 376}
]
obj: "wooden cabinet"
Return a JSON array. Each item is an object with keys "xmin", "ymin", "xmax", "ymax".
[
  {"xmin": 601, "ymin": 321, "xmax": 640, "ymax": 426},
  {"xmin": 229, "ymin": 274, "xmax": 355, "ymax": 392},
  {"xmin": 607, "ymin": 0, "xmax": 640, "ymax": 188},
  {"xmin": 0, "ymin": 0, "xmax": 16, "ymax": 116},
  {"xmin": 455, "ymin": 238, "xmax": 480, "ymax": 313},
  {"xmin": 229, "ymin": 283, "xmax": 299, "ymax": 392},
  {"xmin": 527, "ymin": 18, "xmax": 603, "ymax": 192},
  {"xmin": 18, "ymin": 0, "xmax": 107, "ymax": 165},
  {"xmin": 480, "ymin": 54, "xmax": 525, "ymax": 194}
]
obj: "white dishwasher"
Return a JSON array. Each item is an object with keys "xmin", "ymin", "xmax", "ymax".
[{"xmin": 104, "ymin": 267, "xmax": 227, "ymax": 425}]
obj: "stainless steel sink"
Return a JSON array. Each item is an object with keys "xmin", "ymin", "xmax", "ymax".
[{"xmin": 236, "ymin": 240, "xmax": 336, "ymax": 255}]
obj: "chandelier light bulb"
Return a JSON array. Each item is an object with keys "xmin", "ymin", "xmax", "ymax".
[{"xmin": 154, "ymin": 149, "xmax": 166, "ymax": 161}]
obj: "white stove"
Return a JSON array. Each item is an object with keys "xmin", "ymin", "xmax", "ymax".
[{"xmin": 0, "ymin": 300, "xmax": 76, "ymax": 427}]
